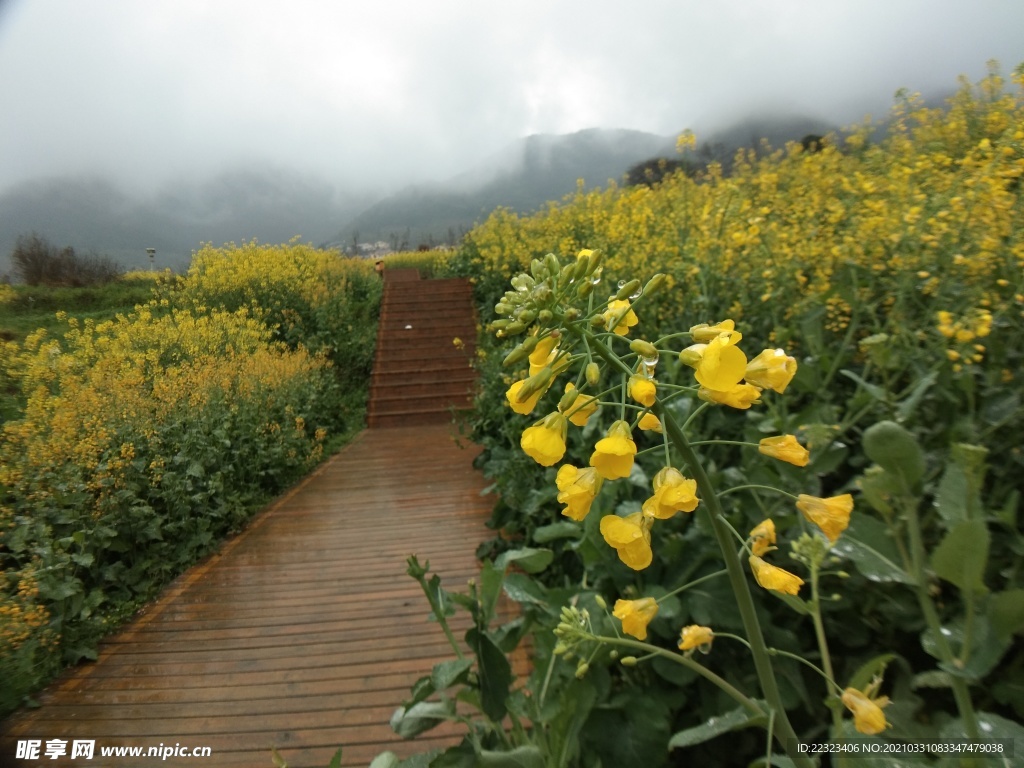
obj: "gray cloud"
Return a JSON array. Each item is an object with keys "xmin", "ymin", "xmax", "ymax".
[{"xmin": 1, "ymin": 0, "xmax": 1022, "ymax": 195}]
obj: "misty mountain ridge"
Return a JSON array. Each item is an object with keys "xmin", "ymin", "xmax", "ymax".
[{"xmin": 2, "ymin": 113, "xmax": 854, "ymax": 277}]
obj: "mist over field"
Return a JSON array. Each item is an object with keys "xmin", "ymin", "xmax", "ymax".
[{"xmin": 0, "ymin": 0, "xmax": 1022, "ymax": 273}]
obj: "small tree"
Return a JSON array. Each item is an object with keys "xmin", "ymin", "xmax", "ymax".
[{"xmin": 10, "ymin": 233, "xmax": 122, "ymax": 286}]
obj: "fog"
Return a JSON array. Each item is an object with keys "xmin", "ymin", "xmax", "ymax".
[{"xmin": 2, "ymin": 0, "xmax": 1022, "ymax": 197}]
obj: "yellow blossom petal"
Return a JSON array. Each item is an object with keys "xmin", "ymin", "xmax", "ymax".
[
  {"xmin": 561, "ymin": 382, "xmax": 599, "ymax": 426},
  {"xmin": 506, "ymin": 380, "xmax": 543, "ymax": 415},
  {"xmin": 600, "ymin": 512, "xmax": 652, "ymax": 570},
  {"xmin": 638, "ymin": 412, "xmax": 662, "ymax": 432},
  {"xmin": 603, "ymin": 300, "xmax": 639, "ymax": 336},
  {"xmin": 749, "ymin": 556, "xmax": 804, "ymax": 595},
  {"xmin": 758, "ymin": 435, "xmax": 810, "ymax": 467},
  {"xmin": 644, "ymin": 466, "xmax": 698, "ymax": 519},
  {"xmin": 678, "ymin": 624, "xmax": 714, "ymax": 651},
  {"xmin": 745, "ymin": 348, "xmax": 798, "ymax": 394},
  {"xmin": 694, "ymin": 334, "xmax": 747, "ymax": 391},
  {"xmin": 749, "ymin": 519, "xmax": 776, "ymax": 557},
  {"xmin": 628, "ymin": 374, "xmax": 657, "ymax": 407},
  {"xmin": 697, "ymin": 383, "xmax": 762, "ymax": 409},
  {"xmin": 590, "ymin": 420, "xmax": 637, "ymax": 480},
  {"xmin": 796, "ymin": 493, "xmax": 853, "ymax": 542},
  {"xmin": 841, "ymin": 687, "xmax": 891, "ymax": 735},
  {"xmin": 555, "ymin": 464, "xmax": 602, "ymax": 521},
  {"xmin": 520, "ymin": 413, "xmax": 567, "ymax": 467},
  {"xmin": 613, "ymin": 597, "xmax": 659, "ymax": 640}
]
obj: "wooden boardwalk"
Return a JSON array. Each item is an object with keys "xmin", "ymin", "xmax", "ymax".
[{"xmin": 0, "ymin": 426, "xmax": 493, "ymax": 767}]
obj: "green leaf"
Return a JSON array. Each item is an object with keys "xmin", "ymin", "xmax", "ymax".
[
  {"xmin": 839, "ymin": 369, "xmax": 887, "ymax": 402},
  {"xmin": 477, "ymin": 746, "xmax": 545, "ymax": 768},
  {"xmin": 770, "ymin": 591, "xmax": 811, "ymax": 615},
  {"xmin": 939, "ymin": 710, "xmax": 1024, "ymax": 742},
  {"xmin": 466, "ymin": 627, "xmax": 511, "ymax": 722},
  {"xmin": 532, "ymin": 521, "xmax": 581, "ymax": 543},
  {"xmin": 832, "ymin": 514, "xmax": 913, "ymax": 584},
  {"xmin": 668, "ymin": 703, "xmax": 767, "ymax": 749},
  {"xmin": 989, "ymin": 589, "xmax": 1024, "ymax": 639},
  {"xmin": 501, "ymin": 573, "xmax": 548, "ymax": 606},
  {"xmin": 911, "ymin": 670, "xmax": 954, "ymax": 689},
  {"xmin": 368, "ymin": 753, "xmax": 399, "ymax": 768},
  {"xmin": 479, "ymin": 560, "xmax": 505, "ymax": 624},
  {"xmin": 847, "ymin": 652, "xmax": 897, "ymax": 692},
  {"xmin": 431, "ymin": 658, "xmax": 473, "ymax": 691},
  {"xmin": 494, "ymin": 547, "xmax": 553, "ymax": 574},
  {"xmin": 895, "ymin": 371, "xmax": 937, "ymax": 422},
  {"xmin": 327, "ymin": 749, "xmax": 343, "ymax": 768},
  {"xmin": 583, "ymin": 690, "xmax": 671, "ymax": 766},
  {"xmin": 931, "ymin": 519, "xmax": 989, "ymax": 593},
  {"xmin": 921, "ymin": 616, "xmax": 1011, "ymax": 680},
  {"xmin": 862, "ymin": 420, "xmax": 925, "ymax": 487},
  {"xmin": 389, "ymin": 700, "xmax": 454, "ymax": 738}
]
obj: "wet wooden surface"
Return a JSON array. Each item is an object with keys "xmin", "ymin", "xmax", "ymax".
[{"xmin": 0, "ymin": 425, "xmax": 498, "ymax": 767}]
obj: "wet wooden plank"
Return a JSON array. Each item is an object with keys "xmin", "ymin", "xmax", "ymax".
[{"xmin": 0, "ymin": 425, "xmax": 512, "ymax": 767}]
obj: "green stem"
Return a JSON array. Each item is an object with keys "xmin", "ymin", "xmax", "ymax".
[
  {"xmin": 718, "ymin": 483, "xmax": 799, "ymax": 501},
  {"xmin": 902, "ymin": 495, "xmax": 981, "ymax": 740},
  {"xmin": 570, "ymin": 324, "xmax": 814, "ymax": 767},
  {"xmin": 593, "ymin": 635, "xmax": 765, "ymax": 718},
  {"xmin": 659, "ymin": 568, "xmax": 729, "ymax": 602},
  {"xmin": 810, "ymin": 558, "xmax": 848, "ymax": 765}
]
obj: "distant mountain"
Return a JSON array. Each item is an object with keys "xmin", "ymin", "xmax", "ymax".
[
  {"xmin": 0, "ymin": 167, "xmax": 365, "ymax": 277},
  {"xmin": 326, "ymin": 128, "xmax": 678, "ymax": 248},
  {"xmin": 326, "ymin": 118, "xmax": 842, "ymax": 249}
]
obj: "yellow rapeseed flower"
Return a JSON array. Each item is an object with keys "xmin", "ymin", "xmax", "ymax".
[
  {"xmin": 600, "ymin": 512, "xmax": 653, "ymax": 570},
  {"xmin": 749, "ymin": 556, "xmax": 804, "ymax": 595},
  {"xmin": 638, "ymin": 412, "xmax": 662, "ymax": 432},
  {"xmin": 694, "ymin": 333, "xmax": 747, "ymax": 391},
  {"xmin": 796, "ymin": 493, "xmax": 854, "ymax": 542},
  {"xmin": 520, "ymin": 413, "xmax": 567, "ymax": 467},
  {"xmin": 643, "ymin": 467, "xmax": 698, "ymax": 519},
  {"xmin": 690, "ymin": 319, "xmax": 741, "ymax": 344},
  {"xmin": 603, "ymin": 300, "xmax": 639, "ymax": 336},
  {"xmin": 744, "ymin": 348, "xmax": 798, "ymax": 393},
  {"xmin": 628, "ymin": 374, "xmax": 657, "ymax": 407},
  {"xmin": 678, "ymin": 624, "xmax": 714, "ymax": 651},
  {"xmin": 561, "ymin": 383, "xmax": 599, "ymax": 426},
  {"xmin": 555, "ymin": 464, "xmax": 603, "ymax": 521},
  {"xmin": 749, "ymin": 519, "xmax": 776, "ymax": 557},
  {"xmin": 590, "ymin": 420, "xmax": 637, "ymax": 480},
  {"xmin": 758, "ymin": 435, "xmax": 810, "ymax": 466},
  {"xmin": 506, "ymin": 380, "xmax": 543, "ymax": 415},
  {"xmin": 697, "ymin": 383, "xmax": 762, "ymax": 409},
  {"xmin": 841, "ymin": 686, "xmax": 890, "ymax": 735},
  {"xmin": 612, "ymin": 597, "xmax": 659, "ymax": 640}
]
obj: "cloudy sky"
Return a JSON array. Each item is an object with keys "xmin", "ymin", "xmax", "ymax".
[{"xmin": 1, "ymin": 0, "xmax": 1023, "ymax": 195}]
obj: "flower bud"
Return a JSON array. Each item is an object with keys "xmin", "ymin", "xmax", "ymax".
[
  {"xmin": 585, "ymin": 362, "xmax": 601, "ymax": 387},
  {"xmin": 615, "ymin": 279, "xmax": 642, "ymax": 301},
  {"xmin": 530, "ymin": 259, "xmax": 546, "ymax": 279},
  {"xmin": 504, "ymin": 320, "xmax": 526, "ymax": 335},
  {"xmin": 590, "ymin": 313, "xmax": 606, "ymax": 328},
  {"xmin": 516, "ymin": 366, "xmax": 553, "ymax": 402},
  {"xmin": 574, "ymin": 253, "xmax": 591, "ymax": 280},
  {"xmin": 495, "ymin": 303, "xmax": 512, "ymax": 315},
  {"xmin": 629, "ymin": 339, "xmax": 659, "ymax": 359},
  {"xmin": 538, "ymin": 309, "xmax": 554, "ymax": 323},
  {"xmin": 564, "ymin": 308, "xmax": 580, "ymax": 321},
  {"xmin": 575, "ymin": 662, "xmax": 589, "ymax": 679},
  {"xmin": 620, "ymin": 656, "xmax": 638, "ymax": 667},
  {"xmin": 502, "ymin": 336, "xmax": 539, "ymax": 367},
  {"xmin": 545, "ymin": 252, "xmax": 561, "ymax": 277},
  {"xmin": 558, "ymin": 386, "xmax": 579, "ymax": 413},
  {"xmin": 516, "ymin": 309, "xmax": 537, "ymax": 324},
  {"xmin": 578, "ymin": 280, "xmax": 594, "ymax": 298},
  {"xmin": 594, "ymin": 594, "xmax": 607, "ymax": 610},
  {"xmin": 644, "ymin": 273, "xmax": 666, "ymax": 295},
  {"xmin": 532, "ymin": 284, "xmax": 552, "ymax": 303}
]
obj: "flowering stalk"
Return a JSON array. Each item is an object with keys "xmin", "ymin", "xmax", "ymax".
[{"xmin": 568, "ymin": 321, "xmax": 813, "ymax": 767}]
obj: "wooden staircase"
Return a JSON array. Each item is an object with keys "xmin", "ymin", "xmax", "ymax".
[{"xmin": 367, "ymin": 269, "xmax": 478, "ymax": 428}]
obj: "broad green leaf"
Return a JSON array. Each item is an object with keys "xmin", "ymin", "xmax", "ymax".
[
  {"xmin": 389, "ymin": 700, "xmax": 454, "ymax": 738},
  {"xmin": 431, "ymin": 658, "xmax": 473, "ymax": 691},
  {"xmin": 583, "ymin": 691, "xmax": 671, "ymax": 766},
  {"xmin": 532, "ymin": 521, "xmax": 581, "ymax": 543},
  {"xmin": 931, "ymin": 519, "xmax": 989, "ymax": 593},
  {"xmin": 922, "ymin": 616, "xmax": 1011, "ymax": 680},
  {"xmin": 935, "ymin": 461, "xmax": 969, "ymax": 523},
  {"xmin": 895, "ymin": 370, "xmax": 937, "ymax": 422},
  {"xmin": 832, "ymin": 514, "xmax": 913, "ymax": 584},
  {"xmin": 466, "ymin": 627, "xmax": 511, "ymax": 722},
  {"xmin": 988, "ymin": 589, "xmax": 1024, "ymax": 639},
  {"xmin": 862, "ymin": 420, "xmax": 925, "ymax": 487},
  {"xmin": 477, "ymin": 746, "xmax": 545, "ymax": 768},
  {"xmin": 858, "ymin": 465, "xmax": 900, "ymax": 516},
  {"xmin": 501, "ymin": 573, "xmax": 548, "ymax": 606},
  {"xmin": 912, "ymin": 670, "xmax": 954, "ymax": 689},
  {"xmin": 939, "ymin": 710, "xmax": 1024, "ymax": 742},
  {"xmin": 668, "ymin": 703, "xmax": 767, "ymax": 749},
  {"xmin": 936, "ymin": 444, "xmax": 987, "ymax": 523},
  {"xmin": 479, "ymin": 560, "xmax": 505, "ymax": 624},
  {"xmin": 368, "ymin": 753, "xmax": 399, "ymax": 768},
  {"xmin": 494, "ymin": 547, "xmax": 553, "ymax": 574}
]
